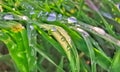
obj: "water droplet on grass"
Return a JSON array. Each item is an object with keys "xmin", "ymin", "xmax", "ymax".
[
  {"xmin": 51, "ymin": 27, "xmax": 57, "ymax": 32},
  {"xmin": 75, "ymin": 24, "xmax": 80, "ymax": 27},
  {"xmin": 45, "ymin": 12, "xmax": 49, "ymax": 16},
  {"xmin": 37, "ymin": 11, "xmax": 43, "ymax": 18},
  {"xmin": 67, "ymin": 45, "xmax": 71, "ymax": 51},
  {"xmin": 61, "ymin": 37, "xmax": 65, "ymax": 41},
  {"xmin": 30, "ymin": 10, "xmax": 35, "ymax": 15},
  {"xmin": 92, "ymin": 27, "xmax": 105, "ymax": 35},
  {"xmin": 102, "ymin": 12, "xmax": 112, "ymax": 19},
  {"xmin": 30, "ymin": 25, "xmax": 34, "ymax": 30},
  {"xmin": 68, "ymin": 39, "xmax": 71, "ymax": 43},
  {"xmin": 77, "ymin": 28, "xmax": 89, "ymax": 37},
  {"xmin": 3, "ymin": 14, "xmax": 14, "ymax": 20},
  {"xmin": 67, "ymin": 17, "xmax": 77, "ymax": 23},
  {"xmin": 27, "ymin": 5, "xmax": 34, "ymax": 10},
  {"xmin": 58, "ymin": 14, "xmax": 62, "ymax": 20},
  {"xmin": 47, "ymin": 12, "xmax": 56, "ymax": 21},
  {"xmin": 20, "ymin": 16, "xmax": 28, "ymax": 20}
]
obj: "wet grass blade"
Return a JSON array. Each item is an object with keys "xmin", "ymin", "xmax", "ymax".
[
  {"xmin": 34, "ymin": 44, "xmax": 65, "ymax": 72},
  {"xmin": 76, "ymin": 21, "xmax": 120, "ymax": 47},
  {"xmin": 72, "ymin": 26, "xmax": 112, "ymax": 71},
  {"xmin": 0, "ymin": 21, "xmax": 36, "ymax": 72},
  {"xmin": 37, "ymin": 24, "xmax": 80, "ymax": 72},
  {"xmin": 75, "ymin": 28, "xmax": 96, "ymax": 72},
  {"xmin": 110, "ymin": 50, "xmax": 120, "ymax": 72}
]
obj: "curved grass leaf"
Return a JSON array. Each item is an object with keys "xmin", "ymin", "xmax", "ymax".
[
  {"xmin": 0, "ymin": 21, "xmax": 36, "ymax": 72},
  {"xmin": 37, "ymin": 24, "xmax": 80, "ymax": 72},
  {"xmin": 76, "ymin": 21, "xmax": 120, "ymax": 47},
  {"xmin": 110, "ymin": 50, "xmax": 120, "ymax": 72},
  {"xmin": 34, "ymin": 44, "xmax": 65, "ymax": 72},
  {"xmin": 72, "ymin": 26, "xmax": 112, "ymax": 71},
  {"xmin": 74, "ymin": 28, "xmax": 96, "ymax": 72}
]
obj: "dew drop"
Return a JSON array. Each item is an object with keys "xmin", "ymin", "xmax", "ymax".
[
  {"xmin": 27, "ymin": 5, "xmax": 34, "ymax": 10},
  {"xmin": 45, "ymin": 12, "xmax": 49, "ymax": 16},
  {"xmin": 51, "ymin": 27, "xmax": 57, "ymax": 32},
  {"xmin": 3, "ymin": 14, "xmax": 14, "ymax": 20},
  {"xmin": 30, "ymin": 25, "xmax": 34, "ymax": 30},
  {"xmin": 68, "ymin": 39, "xmax": 71, "ymax": 43},
  {"xmin": 30, "ymin": 10, "xmax": 35, "ymax": 15},
  {"xmin": 57, "ymin": 14, "xmax": 62, "ymax": 20},
  {"xmin": 92, "ymin": 27, "xmax": 105, "ymax": 35},
  {"xmin": 61, "ymin": 37, "xmax": 65, "ymax": 41},
  {"xmin": 67, "ymin": 45, "xmax": 71, "ymax": 51},
  {"xmin": 77, "ymin": 28, "xmax": 89, "ymax": 37},
  {"xmin": 38, "ymin": 11, "xmax": 49, "ymax": 19},
  {"xmin": 67, "ymin": 17, "xmax": 77, "ymax": 23},
  {"xmin": 21, "ymin": 16, "xmax": 28, "ymax": 20},
  {"xmin": 47, "ymin": 12, "xmax": 56, "ymax": 21},
  {"xmin": 75, "ymin": 24, "xmax": 80, "ymax": 27},
  {"xmin": 38, "ymin": 11, "xmax": 42, "ymax": 18},
  {"xmin": 12, "ymin": 8, "xmax": 15, "ymax": 11},
  {"xmin": 102, "ymin": 12, "xmax": 112, "ymax": 19}
]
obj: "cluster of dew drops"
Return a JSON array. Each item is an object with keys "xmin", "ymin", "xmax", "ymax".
[
  {"xmin": 2, "ymin": 1, "xmax": 120, "ymax": 23},
  {"xmin": 19, "ymin": 2, "xmax": 78, "ymax": 24}
]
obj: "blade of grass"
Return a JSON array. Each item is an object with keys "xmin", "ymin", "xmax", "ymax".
[
  {"xmin": 76, "ymin": 21, "xmax": 120, "ymax": 47},
  {"xmin": 38, "ymin": 24, "xmax": 80, "ymax": 72},
  {"xmin": 34, "ymin": 44, "xmax": 65, "ymax": 72},
  {"xmin": 0, "ymin": 30, "xmax": 29, "ymax": 72},
  {"xmin": 34, "ymin": 24, "xmax": 65, "ymax": 55},
  {"xmin": 56, "ymin": 56, "xmax": 64, "ymax": 72},
  {"xmin": 54, "ymin": 22, "xmax": 89, "ymax": 55},
  {"xmin": 72, "ymin": 26, "xmax": 112, "ymax": 70},
  {"xmin": 0, "ymin": 21, "xmax": 37, "ymax": 72},
  {"xmin": 110, "ymin": 50, "xmax": 120, "ymax": 72},
  {"xmin": 74, "ymin": 28, "xmax": 96, "ymax": 72},
  {"xmin": 85, "ymin": 0, "xmax": 115, "ymax": 36}
]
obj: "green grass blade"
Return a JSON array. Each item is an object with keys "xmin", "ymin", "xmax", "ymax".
[
  {"xmin": 110, "ymin": 50, "xmax": 120, "ymax": 72},
  {"xmin": 34, "ymin": 44, "xmax": 65, "ymax": 72},
  {"xmin": 74, "ymin": 27, "xmax": 96, "ymax": 72}
]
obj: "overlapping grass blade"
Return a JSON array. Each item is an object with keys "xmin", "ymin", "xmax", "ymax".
[
  {"xmin": 74, "ymin": 28, "xmax": 96, "ymax": 72},
  {"xmin": 110, "ymin": 50, "xmax": 120, "ymax": 72},
  {"xmin": 34, "ymin": 44, "xmax": 65, "ymax": 72},
  {"xmin": 37, "ymin": 24, "xmax": 80, "ymax": 72},
  {"xmin": 0, "ymin": 21, "xmax": 36, "ymax": 72},
  {"xmin": 76, "ymin": 21, "xmax": 120, "ymax": 47}
]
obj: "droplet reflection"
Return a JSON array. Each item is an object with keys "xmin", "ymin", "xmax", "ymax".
[
  {"xmin": 30, "ymin": 11, "xmax": 35, "ymax": 15},
  {"xmin": 61, "ymin": 37, "xmax": 65, "ymax": 41},
  {"xmin": 3, "ymin": 14, "xmax": 14, "ymax": 20},
  {"xmin": 58, "ymin": 14, "xmax": 62, "ymax": 20},
  {"xmin": 47, "ymin": 12, "xmax": 56, "ymax": 21},
  {"xmin": 51, "ymin": 27, "xmax": 57, "ymax": 32},
  {"xmin": 67, "ymin": 45, "xmax": 71, "ymax": 51},
  {"xmin": 67, "ymin": 17, "xmax": 77, "ymax": 23}
]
